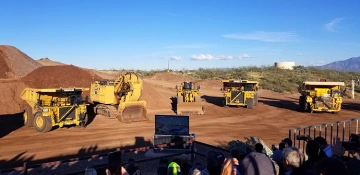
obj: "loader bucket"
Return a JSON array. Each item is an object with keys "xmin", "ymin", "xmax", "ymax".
[
  {"xmin": 176, "ymin": 102, "xmax": 204, "ymax": 115},
  {"xmin": 118, "ymin": 102, "xmax": 148, "ymax": 123}
]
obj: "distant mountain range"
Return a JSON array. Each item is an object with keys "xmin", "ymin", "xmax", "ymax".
[{"xmin": 314, "ymin": 56, "xmax": 360, "ymax": 72}]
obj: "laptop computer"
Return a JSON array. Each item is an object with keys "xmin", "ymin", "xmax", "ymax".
[
  {"xmin": 153, "ymin": 115, "xmax": 192, "ymax": 150},
  {"xmin": 155, "ymin": 114, "xmax": 189, "ymax": 136}
]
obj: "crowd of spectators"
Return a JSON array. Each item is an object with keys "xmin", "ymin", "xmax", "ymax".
[{"xmin": 85, "ymin": 135, "xmax": 360, "ymax": 175}]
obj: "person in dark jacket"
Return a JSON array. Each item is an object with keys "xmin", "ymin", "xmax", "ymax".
[
  {"xmin": 313, "ymin": 157, "xmax": 348, "ymax": 175},
  {"xmin": 345, "ymin": 148, "xmax": 360, "ymax": 175},
  {"xmin": 304, "ymin": 140, "xmax": 324, "ymax": 170}
]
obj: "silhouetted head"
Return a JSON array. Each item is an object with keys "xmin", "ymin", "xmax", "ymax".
[
  {"xmin": 279, "ymin": 142, "xmax": 287, "ymax": 150},
  {"xmin": 306, "ymin": 140, "xmax": 320, "ymax": 157},
  {"xmin": 314, "ymin": 136, "xmax": 328, "ymax": 149},
  {"xmin": 282, "ymin": 138, "xmax": 292, "ymax": 147},
  {"xmin": 255, "ymin": 143, "xmax": 263, "ymax": 153}
]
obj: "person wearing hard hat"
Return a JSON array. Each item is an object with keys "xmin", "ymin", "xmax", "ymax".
[{"xmin": 167, "ymin": 161, "xmax": 182, "ymax": 175}]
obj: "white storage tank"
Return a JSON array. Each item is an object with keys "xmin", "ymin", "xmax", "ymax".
[{"xmin": 274, "ymin": 62, "xmax": 295, "ymax": 70}]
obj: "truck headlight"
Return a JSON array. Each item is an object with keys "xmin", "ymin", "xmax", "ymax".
[{"xmin": 43, "ymin": 108, "xmax": 49, "ymax": 112}]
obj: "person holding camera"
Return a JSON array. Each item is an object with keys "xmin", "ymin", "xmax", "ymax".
[
  {"xmin": 344, "ymin": 134, "xmax": 360, "ymax": 175},
  {"xmin": 345, "ymin": 148, "xmax": 360, "ymax": 175}
]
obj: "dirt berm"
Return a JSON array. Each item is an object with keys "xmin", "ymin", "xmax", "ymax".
[
  {"xmin": 0, "ymin": 80, "xmax": 27, "ymax": 114},
  {"xmin": 21, "ymin": 65, "xmax": 102, "ymax": 89},
  {"xmin": 0, "ymin": 45, "xmax": 42, "ymax": 79}
]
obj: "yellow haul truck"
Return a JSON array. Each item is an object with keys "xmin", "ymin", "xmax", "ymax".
[
  {"xmin": 298, "ymin": 81, "xmax": 345, "ymax": 113},
  {"xmin": 221, "ymin": 80, "xmax": 259, "ymax": 109},
  {"xmin": 21, "ymin": 88, "xmax": 89, "ymax": 133},
  {"xmin": 90, "ymin": 72, "xmax": 147, "ymax": 123},
  {"xmin": 175, "ymin": 81, "xmax": 204, "ymax": 115}
]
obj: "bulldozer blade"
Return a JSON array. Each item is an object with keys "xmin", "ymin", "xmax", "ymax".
[
  {"xmin": 176, "ymin": 102, "xmax": 204, "ymax": 115},
  {"xmin": 119, "ymin": 104, "xmax": 148, "ymax": 123}
]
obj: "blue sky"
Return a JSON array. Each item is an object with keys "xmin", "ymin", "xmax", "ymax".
[{"xmin": 1, "ymin": 0, "xmax": 359, "ymax": 70}]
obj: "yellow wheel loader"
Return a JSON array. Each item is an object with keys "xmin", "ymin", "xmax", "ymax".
[
  {"xmin": 90, "ymin": 72, "xmax": 147, "ymax": 123},
  {"xmin": 20, "ymin": 88, "xmax": 89, "ymax": 133},
  {"xmin": 175, "ymin": 81, "xmax": 204, "ymax": 115},
  {"xmin": 221, "ymin": 80, "xmax": 259, "ymax": 109},
  {"xmin": 298, "ymin": 81, "xmax": 345, "ymax": 113}
]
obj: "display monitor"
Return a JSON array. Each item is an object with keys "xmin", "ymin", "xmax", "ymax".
[{"xmin": 155, "ymin": 115, "xmax": 189, "ymax": 135}]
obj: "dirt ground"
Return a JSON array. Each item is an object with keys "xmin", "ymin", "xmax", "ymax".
[{"xmin": 1, "ymin": 76, "xmax": 359, "ymax": 169}]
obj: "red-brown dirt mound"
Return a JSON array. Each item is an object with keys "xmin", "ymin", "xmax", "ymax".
[
  {"xmin": 150, "ymin": 72, "xmax": 194, "ymax": 83},
  {"xmin": 0, "ymin": 80, "xmax": 27, "ymax": 114},
  {"xmin": 37, "ymin": 58, "xmax": 67, "ymax": 66},
  {"xmin": 0, "ymin": 45, "xmax": 42, "ymax": 79},
  {"xmin": 21, "ymin": 65, "xmax": 102, "ymax": 89},
  {"xmin": 194, "ymin": 79, "xmax": 223, "ymax": 88}
]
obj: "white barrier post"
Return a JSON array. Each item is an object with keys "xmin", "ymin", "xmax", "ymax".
[{"xmin": 352, "ymin": 80, "xmax": 355, "ymax": 99}]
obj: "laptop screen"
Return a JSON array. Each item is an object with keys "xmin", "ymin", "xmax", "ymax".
[{"xmin": 155, "ymin": 115, "xmax": 189, "ymax": 135}]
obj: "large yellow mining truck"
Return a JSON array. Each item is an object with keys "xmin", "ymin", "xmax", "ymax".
[
  {"xmin": 175, "ymin": 81, "xmax": 204, "ymax": 115},
  {"xmin": 20, "ymin": 87, "xmax": 89, "ymax": 133},
  {"xmin": 221, "ymin": 80, "xmax": 259, "ymax": 109},
  {"xmin": 298, "ymin": 81, "xmax": 345, "ymax": 113}
]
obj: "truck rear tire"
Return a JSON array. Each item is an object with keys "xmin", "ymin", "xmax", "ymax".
[
  {"xmin": 299, "ymin": 96, "xmax": 305, "ymax": 112},
  {"xmin": 246, "ymin": 99, "xmax": 254, "ymax": 109},
  {"xmin": 23, "ymin": 105, "xmax": 33, "ymax": 127},
  {"xmin": 33, "ymin": 112, "xmax": 52, "ymax": 133},
  {"xmin": 80, "ymin": 114, "xmax": 88, "ymax": 127},
  {"xmin": 222, "ymin": 99, "xmax": 228, "ymax": 107}
]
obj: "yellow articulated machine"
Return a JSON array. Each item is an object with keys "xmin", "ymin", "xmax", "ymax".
[
  {"xmin": 20, "ymin": 88, "xmax": 89, "ymax": 133},
  {"xmin": 298, "ymin": 81, "xmax": 345, "ymax": 113},
  {"xmin": 175, "ymin": 81, "xmax": 205, "ymax": 115},
  {"xmin": 221, "ymin": 80, "xmax": 259, "ymax": 109},
  {"xmin": 90, "ymin": 72, "xmax": 147, "ymax": 123}
]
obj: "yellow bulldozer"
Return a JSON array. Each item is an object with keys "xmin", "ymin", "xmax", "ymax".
[
  {"xmin": 90, "ymin": 72, "xmax": 147, "ymax": 123},
  {"xmin": 175, "ymin": 81, "xmax": 204, "ymax": 115},
  {"xmin": 20, "ymin": 87, "xmax": 89, "ymax": 133},
  {"xmin": 298, "ymin": 81, "xmax": 345, "ymax": 113},
  {"xmin": 221, "ymin": 80, "xmax": 259, "ymax": 109}
]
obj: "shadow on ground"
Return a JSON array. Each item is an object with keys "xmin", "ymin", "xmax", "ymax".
[
  {"xmin": 0, "ymin": 136, "xmax": 153, "ymax": 174},
  {"xmin": 0, "ymin": 112, "xmax": 24, "ymax": 138},
  {"xmin": 259, "ymin": 97, "xmax": 300, "ymax": 112},
  {"xmin": 86, "ymin": 103, "xmax": 97, "ymax": 126},
  {"xmin": 342, "ymin": 102, "xmax": 360, "ymax": 112},
  {"xmin": 170, "ymin": 97, "xmax": 177, "ymax": 114},
  {"xmin": 201, "ymin": 95, "xmax": 223, "ymax": 107}
]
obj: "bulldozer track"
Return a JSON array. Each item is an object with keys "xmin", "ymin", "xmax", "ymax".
[
  {"xmin": 94, "ymin": 104, "xmax": 118, "ymax": 119},
  {"xmin": 94, "ymin": 104, "xmax": 148, "ymax": 123}
]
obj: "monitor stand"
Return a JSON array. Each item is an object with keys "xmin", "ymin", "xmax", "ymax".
[{"xmin": 144, "ymin": 134, "xmax": 195, "ymax": 159}]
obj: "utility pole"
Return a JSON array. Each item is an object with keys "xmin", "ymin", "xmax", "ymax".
[
  {"xmin": 352, "ymin": 80, "xmax": 355, "ymax": 99},
  {"xmin": 167, "ymin": 59, "xmax": 170, "ymax": 72}
]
